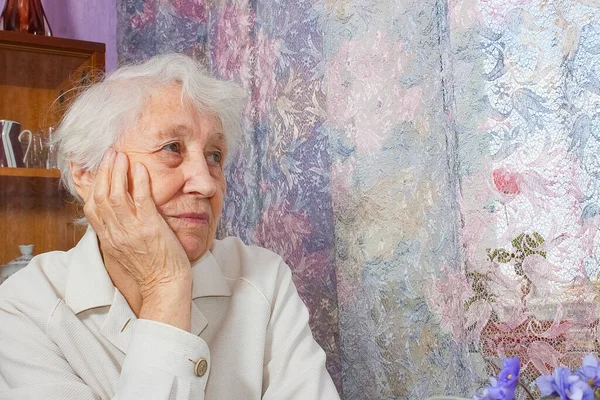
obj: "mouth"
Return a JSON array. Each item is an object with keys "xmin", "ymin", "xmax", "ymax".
[{"xmin": 168, "ymin": 213, "xmax": 210, "ymax": 225}]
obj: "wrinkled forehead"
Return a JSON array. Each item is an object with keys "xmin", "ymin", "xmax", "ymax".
[
  {"xmin": 126, "ymin": 83, "xmax": 224, "ymax": 143},
  {"xmin": 138, "ymin": 83, "xmax": 203, "ymax": 120}
]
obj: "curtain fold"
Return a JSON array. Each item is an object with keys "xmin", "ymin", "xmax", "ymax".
[{"xmin": 118, "ymin": 0, "xmax": 600, "ymax": 398}]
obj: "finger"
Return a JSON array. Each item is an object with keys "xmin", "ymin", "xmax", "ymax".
[
  {"xmin": 110, "ymin": 152, "xmax": 135, "ymax": 219},
  {"xmin": 86, "ymin": 149, "xmax": 114, "ymax": 232},
  {"xmin": 83, "ymin": 183, "xmax": 112, "ymax": 243},
  {"xmin": 83, "ymin": 193, "xmax": 103, "ymax": 232},
  {"xmin": 133, "ymin": 162, "xmax": 157, "ymax": 217},
  {"xmin": 92, "ymin": 149, "xmax": 116, "ymax": 206},
  {"xmin": 92, "ymin": 149, "xmax": 127, "ymax": 233},
  {"xmin": 110, "ymin": 152, "xmax": 128, "ymax": 199}
]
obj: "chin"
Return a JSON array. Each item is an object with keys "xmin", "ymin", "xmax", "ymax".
[
  {"xmin": 178, "ymin": 234, "xmax": 212, "ymax": 263},
  {"xmin": 168, "ymin": 221, "xmax": 213, "ymax": 260}
]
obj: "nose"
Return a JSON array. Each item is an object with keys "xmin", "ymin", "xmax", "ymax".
[{"xmin": 182, "ymin": 156, "xmax": 217, "ymax": 197}]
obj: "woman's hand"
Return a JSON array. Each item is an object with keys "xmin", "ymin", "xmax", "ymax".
[{"xmin": 83, "ymin": 149, "xmax": 192, "ymax": 330}]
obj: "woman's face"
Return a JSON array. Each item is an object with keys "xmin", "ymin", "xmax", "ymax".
[{"xmin": 118, "ymin": 85, "xmax": 227, "ymax": 262}]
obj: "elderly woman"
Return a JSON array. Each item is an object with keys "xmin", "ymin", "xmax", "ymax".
[{"xmin": 0, "ymin": 54, "xmax": 339, "ymax": 399}]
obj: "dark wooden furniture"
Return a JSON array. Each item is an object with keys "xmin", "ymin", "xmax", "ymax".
[{"xmin": 0, "ymin": 31, "xmax": 105, "ymax": 263}]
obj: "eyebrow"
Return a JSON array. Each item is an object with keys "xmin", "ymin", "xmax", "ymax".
[
  {"xmin": 212, "ymin": 132, "xmax": 226, "ymax": 142},
  {"xmin": 157, "ymin": 124, "xmax": 192, "ymax": 140},
  {"xmin": 155, "ymin": 124, "xmax": 226, "ymax": 145}
]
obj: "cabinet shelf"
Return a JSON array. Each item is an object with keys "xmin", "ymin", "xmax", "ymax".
[
  {"xmin": 0, "ymin": 31, "xmax": 106, "ymax": 133},
  {"xmin": 0, "ymin": 167, "xmax": 60, "ymax": 178},
  {"xmin": 0, "ymin": 31, "xmax": 105, "ymax": 88},
  {"xmin": 0, "ymin": 32, "xmax": 104, "ymax": 265}
]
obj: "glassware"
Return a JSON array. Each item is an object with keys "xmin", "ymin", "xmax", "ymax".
[
  {"xmin": 31, "ymin": 0, "xmax": 52, "ymax": 35},
  {"xmin": 1, "ymin": 120, "xmax": 31, "ymax": 168},
  {"xmin": 0, "ymin": 0, "xmax": 52, "ymax": 36},
  {"xmin": 45, "ymin": 127, "xmax": 58, "ymax": 169},
  {"xmin": 19, "ymin": 130, "xmax": 45, "ymax": 168},
  {"xmin": 1, "ymin": 244, "xmax": 34, "ymax": 284}
]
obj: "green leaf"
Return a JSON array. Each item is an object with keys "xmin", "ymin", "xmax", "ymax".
[
  {"xmin": 512, "ymin": 234, "xmax": 524, "ymax": 251},
  {"xmin": 487, "ymin": 248, "xmax": 498, "ymax": 262},
  {"xmin": 533, "ymin": 231, "xmax": 545, "ymax": 245},
  {"xmin": 525, "ymin": 234, "xmax": 538, "ymax": 249},
  {"xmin": 497, "ymin": 249, "xmax": 512, "ymax": 263}
]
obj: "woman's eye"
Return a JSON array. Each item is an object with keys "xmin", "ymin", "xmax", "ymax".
[
  {"xmin": 207, "ymin": 152, "xmax": 222, "ymax": 164},
  {"xmin": 162, "ymin": 142, "xmax": 181, "ymax": 153}
]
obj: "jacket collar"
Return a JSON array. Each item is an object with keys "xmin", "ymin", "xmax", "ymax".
[
  {"xmin": 64, "ymin": 227, "xmax": 114, "ymax": 314},
  {"xmin": 64, "ymin": 226, "xmax": 231, "ymax": 350}
]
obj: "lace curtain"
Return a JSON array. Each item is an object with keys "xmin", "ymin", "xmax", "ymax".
[{"xmin": 118, "ymin": 0, "xmax": 600, "ymax": 398}]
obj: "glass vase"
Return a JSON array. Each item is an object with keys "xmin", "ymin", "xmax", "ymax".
[{"xmin": 0, "ymin": 0, "xmax": 53, "ymax": 36}]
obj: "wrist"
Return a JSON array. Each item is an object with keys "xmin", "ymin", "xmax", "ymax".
[
  {"xmin": 139, "ymin": 278, "xmax": 193, "ymax": 332},
  {"xmin": 139, "ymin": 274, "xmax": 192, "ymax": 301}
]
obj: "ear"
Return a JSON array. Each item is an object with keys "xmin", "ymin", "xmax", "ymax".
[{"xmin": 70, "ymin": 162, "xmax": 95, "ymax": 201}]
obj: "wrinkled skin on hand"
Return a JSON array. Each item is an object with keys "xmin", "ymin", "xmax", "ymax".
[{"xmin": 83, "ymin": 149, "xmax": 191, "ymax": 299}]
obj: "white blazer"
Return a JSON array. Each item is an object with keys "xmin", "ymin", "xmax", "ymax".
[{"xmin": 0, "ymin": 228, "xmax": 340, "ymax": 399}]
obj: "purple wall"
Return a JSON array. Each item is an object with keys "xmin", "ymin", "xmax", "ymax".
[{"xmin": 0, "ymin": 0, "xmax": 117, "ymax": 71}]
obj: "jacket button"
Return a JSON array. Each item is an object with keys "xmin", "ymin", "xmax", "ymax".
[{"xmin": 194, "ymin": 359, "xmax": 208, "ymax": 377}]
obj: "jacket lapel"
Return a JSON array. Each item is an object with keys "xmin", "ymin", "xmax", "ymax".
[
  {"xmin": 189, "ymin": 251, "xmax": 232, "ymax": 336},
  {"xmin": 64, "ymin": 226, "xmax": 232, "ymax": 350},
  {"xmin": 64, "ymin": 227, "xmax": 113, "ymax": 315}
]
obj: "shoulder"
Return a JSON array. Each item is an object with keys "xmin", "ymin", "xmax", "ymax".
[
  {"xmin": 212, "ymin": 237, "xmax": 291, "ymax": 304},
  {"xmin": 0, "ymin": 250, "xmax": 69, "ymax": 328}
]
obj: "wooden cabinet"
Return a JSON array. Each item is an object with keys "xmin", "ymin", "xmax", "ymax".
[{"xmin": 0, "ymin": 31, "xmax": 105, "ymax": 264}]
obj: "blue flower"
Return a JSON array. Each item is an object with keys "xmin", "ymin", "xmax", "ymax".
[
  {"xmin": 578, "ymin": 354, "xmax": 600, "ymax": 387},
  {"xmin": 474, "ymin": 357, "xmax": 521, "ymax": 400},
  {"xmin": 536, "ymin": 367, "xmax": 594, "ymax": 400}
]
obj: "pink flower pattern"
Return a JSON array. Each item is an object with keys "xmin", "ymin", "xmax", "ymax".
[{"xmin": 118, "ymin": 0, "xmax": 600, "ymax": 396}]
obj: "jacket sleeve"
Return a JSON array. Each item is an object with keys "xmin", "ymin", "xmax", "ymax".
[
  {"xmin": 114, "ymin": 319, "xmax": 210, "ymax": 399},
  {"xmin": 261, "ymin": 262, "xmax": 341, "ymax": 400},
  {"xmin": 0, "ymin": 300, "xmax": 209, "ymax": 400}
]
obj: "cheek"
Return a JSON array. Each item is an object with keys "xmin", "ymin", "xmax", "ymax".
[
  {"xmin": 211, "ymin": 166, "xmax": 226, "ymax": 193},
  {"xmin": 150, "ymin": 174, "xmax": 185, "ymax": 206},
  {"xmin": 127, "ymin": 158, "xmax": 184, "ymax": 206},
  {"xmin": 211, "ymin": 175, "xmax": 226, "ymax": 217},
  {"xmin": 210, "ymin": 196, "xmax": 224, "ymax": 220}
]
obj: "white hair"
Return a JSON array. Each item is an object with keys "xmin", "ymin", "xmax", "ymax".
[{"xmin": 53, "ymin": 53, "xmax": 246, "ymax": 202}]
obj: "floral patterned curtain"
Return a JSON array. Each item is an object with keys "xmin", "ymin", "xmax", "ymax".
[{"xmin": 118, "ymin": 0, "xmax": 600, "ymax": 398}]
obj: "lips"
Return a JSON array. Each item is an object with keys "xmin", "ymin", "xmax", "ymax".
[{"xmin": 169, "ymin": 213, "xmax": 209, "ymax": 224}]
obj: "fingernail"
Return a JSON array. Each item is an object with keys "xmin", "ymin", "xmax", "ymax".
[
  {"xmin": 102, "ymin": 149, "xmax": 114, "ymax": 161},
  {"xmin": 135, "ymin": 163, "xmax": 142, "ymax": 173}
]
